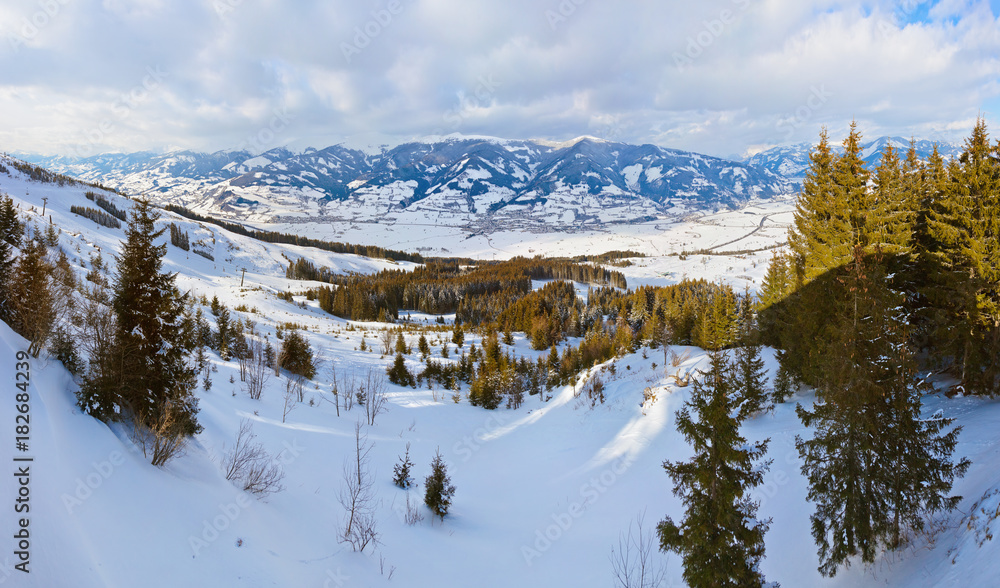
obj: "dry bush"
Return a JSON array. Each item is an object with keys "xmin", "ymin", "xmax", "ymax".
[
  {"xmin": 610, "ymin": 512, "xmax": 666, "ymax": 588},
  {"xmin": 221, "ymin": 419, "xmax": 285, "ymax": 498},
  {"xmin": 338, "ymin": 421, "xmax": 380, "ymax": 552}
]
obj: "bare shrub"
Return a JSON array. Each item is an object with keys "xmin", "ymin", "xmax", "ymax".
[
  {"xmin": 221, "ymin": 419, "xmax": 285, "ymax": 498},
  {"xmin": 403, "ymin": 492, "xmax": 423, "ymax": 526},
  {"xmin": 244, "ymin": 336, "xmax": 271, "ymax": 400},
  {"xmin": 583, "ymin": 374, "xmax": 606, "ymax": 407},
  {"xmin": 362, "ymin": 368, "xmax": 389, "ymax": 426},
  {"xmin": 338, "ymin": 421, "xmax": 379, "ymax": 552},
  {"xmin": 128, "ymin": 400, "xmax": 188, "ymax": 467},
  {"xmin": 380, "ymin": 329, "xmax": 395, "ymax": 355},
  {"xmin": 282, "ymin": 377, "xmax": 301, "ymax": 423},
  {"xmin": 610, "ymin": 512, "xmax": 666, "ymax": 588}
]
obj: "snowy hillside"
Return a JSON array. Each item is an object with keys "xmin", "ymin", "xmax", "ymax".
[{"xmin": 2, "ymin": 157, "xmax": 1000, "ymax": 588}]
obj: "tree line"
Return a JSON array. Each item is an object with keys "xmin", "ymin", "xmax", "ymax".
[
  {"xmin": 164, "ymin": 203, "xmax": 424, "ymax": 263},
  {"xmin": 308, "ymin": 256, "xmax": 628, "ymax": 324},
  {"xmin": 755, "ymin": 121, "xmax": 978, "ymax": 578}
]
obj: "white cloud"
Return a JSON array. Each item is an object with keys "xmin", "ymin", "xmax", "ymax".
[{"xmin": 0, "ymin": 0, "xmax": 997, "ymax": 157}]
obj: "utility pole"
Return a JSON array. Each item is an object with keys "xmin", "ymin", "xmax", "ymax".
[
  {"xmin": 240, "ymin": 268, "xmax": 246, "ymax": 288},
  {"xmin": 41, "ymin": 197, "xmax": 48, "ymax": 217}
]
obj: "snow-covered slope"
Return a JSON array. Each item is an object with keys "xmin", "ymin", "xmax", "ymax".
[{"xmin": 3, "ymin": 156, "xmax": 1000, "ymax": 587}]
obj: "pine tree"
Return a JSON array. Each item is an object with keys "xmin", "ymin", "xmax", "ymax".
[
  {"xmin": 733, "ymin": 296, "xmax": 771, "ymax": 418},
  {"xmin": 922, "ymin": 119, "xmax": 1000, "ymax": 394},
  {"xmin": 392, "ymin": 443, "xmax": 415, "ymax": 489},
  {"xmin": 658, "ymin": 350, "xmax": 772, "ymax": 588},
  {"xmin": 279, "ymin": 330, "xmax": 315, "ymax": 379},
  {"xmin": 418, "ymin": 334, "xmax": 430, "ymax": 359},
  {"xmin": 424, "ymin": 449, "xmax": 456, "ymax": 520},
  {"xmin": 99, "ymin": 198, "xmax": 200, "ymax": 442},
  {"xmin": 7, "ymin": 239, "xmax": 54, "ymax": 357},
  {"xmin": 789, "ymin": 127, "xmax": 850, "ymax": 281},
  {"xmin": 771, "ymin": 351, "xmax": 794, "ymax": 404},
  {"xmin": 387, "ymin": 352, "xmax": 415, "ymax": 387},
  {"xmin": 796, "ymin": 245, "xmax": 968, "ymax": 575},
  {"xmin": 757, "ymin": 251, "xmax": 794, "ymax": 347},
  {"xmin": 216, "ymin": 303, "xmax": 231, "ymax": 360},
  {"xmin": 0, "ymin": 193, "xmax": 22, "ymax": 321}
]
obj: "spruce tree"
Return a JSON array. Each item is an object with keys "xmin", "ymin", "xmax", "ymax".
[
  {"xmin": 424, "ymin": 449, "xmax": 455, "ymax": 521},
  {"xmin": 393, "ymin": 443, "xmax": 415, "ymax": 489},
  {"xmin": 424, "ymin": 449, "xmax": 456, "ymax": 520},
  {"xmin": 0, "ymin": 194, "xmax": 22, "ymax": 321},
  {"xmin": 733, "ymin": 296, "xmax": 771, "ymax": 418},
  {"xmin": 796, "ymin": 245, "xmax": 968, "ymax": 575},
  {"xmin": 922, "ymin": 118, "xmax": 1000, "ymax": 394},
  {"xmin": 106, "ymin": 198, "xmax": 199, "ymax": 438},
  {"xmin": 387, "ymin": 352, "xmax": 415, "ymax": 387},
  {"xmin": 7, "ymin": 239, "xmax": 54, "ymax": 357},
  {"xmin": 658, "ymin": 350, "xmax": 772, "ymax": 588},
  {"xmin": 279, "ymin": 330, "xmax": 315, "ymax": 379}
]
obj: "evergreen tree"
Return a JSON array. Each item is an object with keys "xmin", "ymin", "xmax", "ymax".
[
  {"xmin": 7, "ymin": 239, "xmax": 54, "ymax": 357},
  {"xmin": 279, "ymin": 330, "xmax": 315, "ymax": 379},
  {"xmin": 92, "ymin": 198, "xmax": 200, "ymax": 441},
  {"xmin": 922, "ymin": 118, "xmax": 1000, "ymax": 394},
  {"xmin": 392, "ymin": 443, "xmax": 415, "ymax": 489},
  {"xmin": 215, "ymin": 303, "xmax": 231, "ymax": 360},
  {"xmin": 387, "ymin": 352, "xmax": 415, "ymax": 387},
  {"xmin": 756, "ymin": 252, "xmax": 794, "ymax": 346},
  {"xmin": 771, "ymin": 352, "xmax": 794, "ymax": 404},
  {"xmin": 424, "ymin": 449, "xmax": 456, "ymax": 520},
  {"xmin": 796, "ymin": 246, "xmax": 968, "ymax": 575},
  {"xmin": 0, "ymin": 193, "xmax": 22, "ymax": 321},
  {"xmin": 452, "ymin": 323, "xmax": 464, "ymax": 347},
  {"xmin": 733, "ymin": 296, "xmax": 771, "ymax": 418},
  {"xmin": 789, "ymin": 127, "xmax": 849, "ymax": 281},
  {"xmin": 418, "ymin": 334, "xmax": 430, "ymax": 359},
  {"xmin": 658, "ymin": 350, "xmax": 773, "ymax": 588}
]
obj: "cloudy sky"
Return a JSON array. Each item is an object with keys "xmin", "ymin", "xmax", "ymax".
[{"xmin": 1, "ymin": 0, "xmax": 999, "ymax": 159}]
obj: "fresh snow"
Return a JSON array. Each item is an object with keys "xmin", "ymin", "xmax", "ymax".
[{"xmin": 2, "ymin": 159, "xmax": 1000, "ymax": 587}]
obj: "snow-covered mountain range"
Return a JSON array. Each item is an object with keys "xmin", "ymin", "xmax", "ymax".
[
  {"xmin": 745, "ymin": 136, "xmax": 964, "ymax": 180},
  {"xmin": 20, "ymin": 136, "xmax": 792, "ymax": 230}
]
